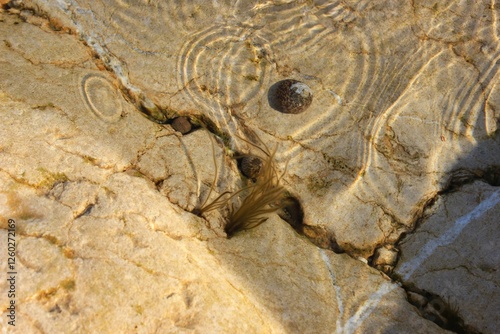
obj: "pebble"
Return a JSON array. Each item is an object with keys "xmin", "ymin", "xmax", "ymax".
[
  {"xmin": 372, "ymin": 246, "xmax": 399, "ymax": 266},
  {"xmin": 171, "ymin": 116, "xmax": 192, "ymax": 134},
  {"xmin": 274, "ymin": 79, "xmax": 313, "ymax": 114}
]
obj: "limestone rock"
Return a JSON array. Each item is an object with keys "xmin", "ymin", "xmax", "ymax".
[
  {"xmin": 395, "ymin": 181, "xmax": 500, "ymax": 333},
  {"xmin": 14, "ymin": 0, "xmax": 500, "ymax": 259},
  {"xmin": 1, "ymin": 1, "xmax": 498, "ymax": 333}
]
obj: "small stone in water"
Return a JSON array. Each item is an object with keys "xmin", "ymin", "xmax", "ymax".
[
  {"xmin": 171, "ymin": 116, "xmax": 192, "ymax": 134},
  {"xmin": 274, "ymin": 79, "xmax": 313, "ymax": 114}
]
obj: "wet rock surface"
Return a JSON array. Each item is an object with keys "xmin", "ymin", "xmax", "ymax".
[
  {"xmin": 395, "ymin": 181, "xmax": 500, "ymax": 334},
  {"xmin": 0, "ymin": 1, "xmax": 499, "ymax": 333}
]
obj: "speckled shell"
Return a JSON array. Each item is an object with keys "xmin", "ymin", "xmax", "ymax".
[
  {"xmin": 275, "ymin": 79, "xmax": 313, "ymax": 114},
  {"xmin": 240, "ymin": 156, "xmax": 263, "ymax": 180},
  {"xmin": 171, "ymin": 116, "xmax": 192, "ymax": 134}
]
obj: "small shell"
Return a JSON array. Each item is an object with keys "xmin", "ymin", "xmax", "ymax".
[
  {"xmin": 171, "ymin": 116, "xmax": 192, "ymax": 134},
  {"xmin": 274, "ymin": 79, "xmax": 313, "ymax": 114},
  {"xmin": 240, "ymin": 156, "xmax": 263, "ymax": 180}
]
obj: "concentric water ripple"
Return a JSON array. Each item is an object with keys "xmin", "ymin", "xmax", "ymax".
[
  {"xmin": 80, "ymin": 73, "xmax": 123, "ymax": 123},
  {"xmin": 36, "ymin": 0, "xmax": 500, "ymax": 252},
  {"xmin": 351, "ymin": 53, "xmax": 500, "ymax": 226},
  {"xmin": 177, "ymin": 23, "xmax": 274, "ymax": 136},
  {"xmin": 105, "ymin": 0, "xmax": 256, "ymax": 50},
  {"xmin": 252, "ymin": 2, "xmax": 433, "ymax": 183}
]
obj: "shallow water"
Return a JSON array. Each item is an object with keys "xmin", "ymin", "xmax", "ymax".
[
  {"xmin": 1, "ymin": 1, "xmax": 497, "ymax": 332},
  {"xmin": 39, "ymin": 0, "xmax": 500, "ymax": 252}
]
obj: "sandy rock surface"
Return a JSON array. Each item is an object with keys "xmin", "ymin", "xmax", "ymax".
[{"xmin": 0, "ymin": 1, "xmax": 498, "ymax": 333}]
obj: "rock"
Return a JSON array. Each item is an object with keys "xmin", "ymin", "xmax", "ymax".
[
  {"xmin": 395, "ymin": 181, "xmax": 500, "ymax": 333},
  {"xmin": 407, "ymin": 291, "xmax": 427, "ymax": 309},
  {"xmin": 0, "ymin": 1, "xmax": 498, "ymax": 333},
  {"xmin": 14, "ymin": 0, "xmax": 500, "ymax": 259},
  {"xmin": 239, "ymin": 155, "xmax": 263, "ymax": 180}
]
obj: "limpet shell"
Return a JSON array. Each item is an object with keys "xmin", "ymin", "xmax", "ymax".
[
  {"xmin": 240, "ymin": 156, "xmax": 263, "ymax": 180},
  {"xmin": 274, "ymin": 79, "xmax": 313, "ymax": 114},
  {"xmin": 171, "ymin": 116, "xmax": 192, "ymax": 134}
]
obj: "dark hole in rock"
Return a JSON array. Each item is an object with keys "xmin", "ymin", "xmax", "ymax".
[
  {"xmin": 483, "ymin": 165, "xmax": 500, "ymax": 186},
  {"xmin": 279, "ymin": 196, "xmax": 345, "ymax": 253}
]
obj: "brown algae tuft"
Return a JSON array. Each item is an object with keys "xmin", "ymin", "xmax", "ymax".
[
  {"xmin": 192, "ymin": 131, "xmax": 287, "ymax": 237},
  {"xmin": 224, "ymin": 135, "xmax": 287, "ymax": 237}
]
